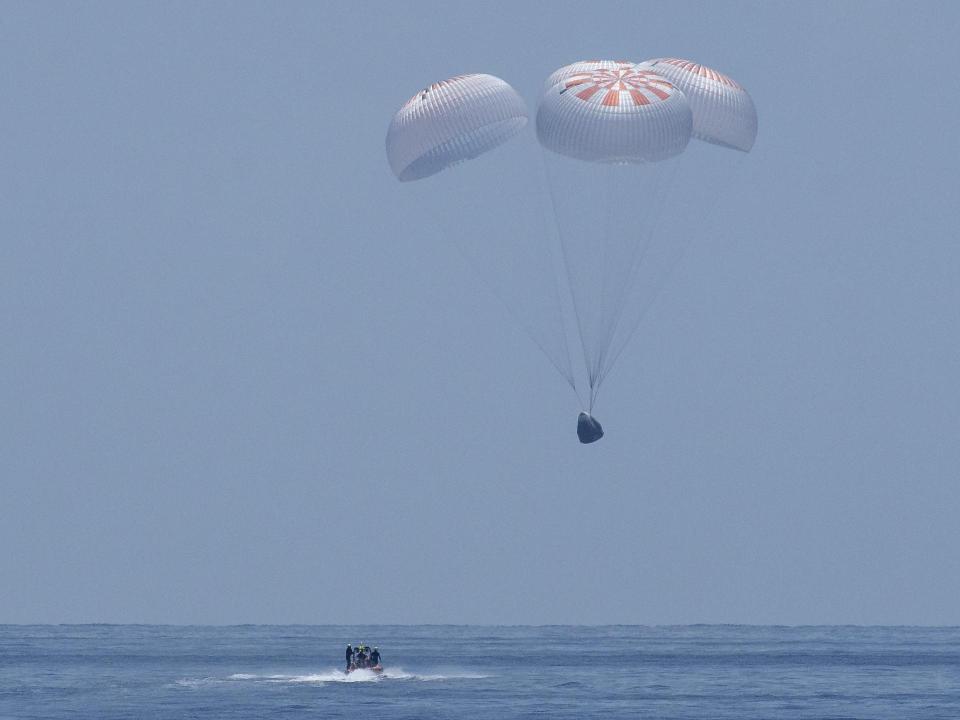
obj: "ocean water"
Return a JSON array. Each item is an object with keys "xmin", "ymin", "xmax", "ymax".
[{"xmin": 1, "ymin": 625, "xmax": 958, "ymax": 719}]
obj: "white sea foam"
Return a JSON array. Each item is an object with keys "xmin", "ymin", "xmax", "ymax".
[
  {"xmin": 175, "ymin": 677, "xmax": 215, "ymax": 688},
  {"xmin": 284, "ymin": 668, "xmax": 382, "ymax": 683},
  {"xmin": 180, "ymin": 668, "xmax": 490, "ymax": 685}
]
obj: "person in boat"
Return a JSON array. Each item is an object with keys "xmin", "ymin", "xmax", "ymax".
[
  {"xmin": 356, "ymin": 646, "xmax": 368, "ymax": 668},
  {"xmin": 369, "ymin": 647, "xmax": 381, "ymax": 667},
  {"xmin": 345, "ymin": 644, "xmax": 354, "ymax": 672}
]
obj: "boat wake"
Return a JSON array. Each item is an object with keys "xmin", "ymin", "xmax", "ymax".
[{"xmin": 177, "ymin": 668, "xmax": 488, "ymax": 687}]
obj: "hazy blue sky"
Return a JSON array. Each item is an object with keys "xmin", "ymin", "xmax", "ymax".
[{"xmin": 2, "ymin": 1, "xmax": 959, "ymax": 625}]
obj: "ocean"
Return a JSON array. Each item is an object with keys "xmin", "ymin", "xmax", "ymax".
[{"xmin": 1, "ymin": 625, "xmax": 958, "ymax": 719}]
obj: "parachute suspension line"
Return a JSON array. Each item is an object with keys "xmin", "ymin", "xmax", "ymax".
[
  {"xmin": 534, "ymin": 148, "xmax": 583, "ymax": 407},
  {"xmin": 445, "ymin": 164, "xmax": 580, "ymax": 401},
  {"xmin": 592, "ymin": 159, "xmax": 677, "ymax": 388},
  {"xmin": 540, "ymin": 145, "xmax": 592, "ymax": 408},
  {"xmin": 596, "ymin": 151, "xmax": 746, "ymax": 389},
  {"xmin": 587, "ymin": 165, "xmax": 616, "ymax": 412},
  {"xmin": 594, "ymin": 165, "xmax": 615, "ymax": 390},
  {"xmin": 584, "ymin": 160, "xmax": 678, "ymax": 406},
  {"xmin": 593, "ymin": 223, "xmax": 653, "ymax": 386},
  {"xmin": 597, "ymin": 233, "xmax": 688, "ymax": 390},
  {"xmin": 595, "ymin": 160, "xmax": 687, "ymax": 390},
  {"xmin": 450, "ymin": 229, "xmax": 580, "ymax": 397}
]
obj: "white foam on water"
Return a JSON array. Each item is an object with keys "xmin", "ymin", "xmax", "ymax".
[
  {"xmin": 177, "ymin": 668, "xmax": 492, "ymax": 686},
  {"xmin": 175, "ymin": 677, "xmax": 214, "ymax": 688},
  {"xmin": 286, "ymin": 668, "xmax": 381, "ymax": 683},
  {"xmin": 401, "ymin": 669, "xmax": 492, "ymax": 681}
]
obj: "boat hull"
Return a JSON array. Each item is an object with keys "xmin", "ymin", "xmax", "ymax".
[{"xmin": 346, "ymin": 664, "xmax": 383, "ymax": 674}]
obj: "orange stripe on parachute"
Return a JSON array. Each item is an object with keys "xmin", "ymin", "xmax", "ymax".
[
  {"xmin": 602, "ymin": 90, "xmax": 620, "ymax": 106},
  {"xmin": 576, "ymin": 85, "xmax": 601, "ymax": 101}
]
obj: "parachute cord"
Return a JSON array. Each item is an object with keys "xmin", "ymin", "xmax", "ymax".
[
  {"xmin": 592, "ymin": 166, "xmax": 664, "ymax": 382},
  {"xmin": 534, "ymin": 146, "xmax": 583, "ymax": 408},
  {"xmin": 451, "ymin": 234, "xmax": 581, "ymax": 398},
  {"xmin": 593, "ymin": 163, "xmax": 640, "ymax": 389},
  {"xmin": 454, "ymin": 235, "xmax": 580, "ymax": 397},
  {"xmin": 446, "ymin": 165, "xmax": 581, "ymax": 401},
  {"xmin": 597, "ymin": 152, "xmax": 736, "ymax": 389},
  {"xmin": 540, "ymin": 146, "xmax": 592, "ymax": 402},
  {"xmin": 592, "ymin": 165, "xmax": 615, "ymax": 391},
  {"xmin": 573, "ymin": 381, "xmax": 586, "ymax": 409},
  {"xmin": 595, "ymin": 159, "xmax": 682, "ymax": 389},
  {"xmin": 597, "ymin": 231, "xmax": 691, "ymax": 390},
  {"xmin": 592, "ymin": 214, "xmax": 655, "ymax": 386}
]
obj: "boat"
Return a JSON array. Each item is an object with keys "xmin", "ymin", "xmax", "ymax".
[{"xmin": 347, "ymin": 664, "xmax": 383, "ymax": 674}]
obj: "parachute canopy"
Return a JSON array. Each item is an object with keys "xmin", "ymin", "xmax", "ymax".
[
  {"xmin": 536, "ymin": 64, "xmax": 692, "ymax": 163},
  {"xmin": 543, "ymin": 59, "xmax": 636, "ymax": 93},
  {"xmin": 386, "ymin": 60, "xmax": 756, "ymax": 443},
  {"xmin": 640, "ymin": 58, "xmax": 757, "ymax": 152},
  {"xmin": 386, "ymin": 74, "xmax": 528, "ymax": 182}
]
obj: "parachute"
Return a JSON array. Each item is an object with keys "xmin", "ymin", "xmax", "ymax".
[
  {"xmin": 639, "ymin": 58, "xmax": 757, "ymax": 152},
  {"xmin": 542, "ymin": 59, "xmax": 636, "ymax": 93},
  {"xmin": 386, "ymin": 61, "xmax": 756, "ymax": 444},
  {"xmin": 384, "ymin": 74, "xmax": 578, "ymax": 398},
  {"xmin": 386, "ymin": 74, "xmax": 529, "ymax": 182},
  {"xmin": 536, "ymin": 62, "xmax": 694, "ymax": 427},
  {"xmin": 537, "ymin": 65, "xmax": 691, "ymax": 163}
]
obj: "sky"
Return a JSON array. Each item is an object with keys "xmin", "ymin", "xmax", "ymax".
[{"xmin": 2, "ymin": 1, "xmax": 959, "ymax": 625}]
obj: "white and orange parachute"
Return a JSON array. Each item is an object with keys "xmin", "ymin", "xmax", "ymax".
[
  {"xmin": 537, "ymin": 64, "xmax": 692, "ymax": 163},
  {"xmin": 542, "ymin": 59, "xmax": 636, "ymax": 93},
  {"xmin": 385, "ymin": 61, "xmax": 757, "ymax": 442},
  {"xmin": 639, "ymin": 57, "xmax": 758, "ymax": 152}
]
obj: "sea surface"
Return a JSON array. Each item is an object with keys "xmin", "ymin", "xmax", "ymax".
[{"xmin": 1, "ymin": 625, "xmax": 959, "ymax": 719}]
